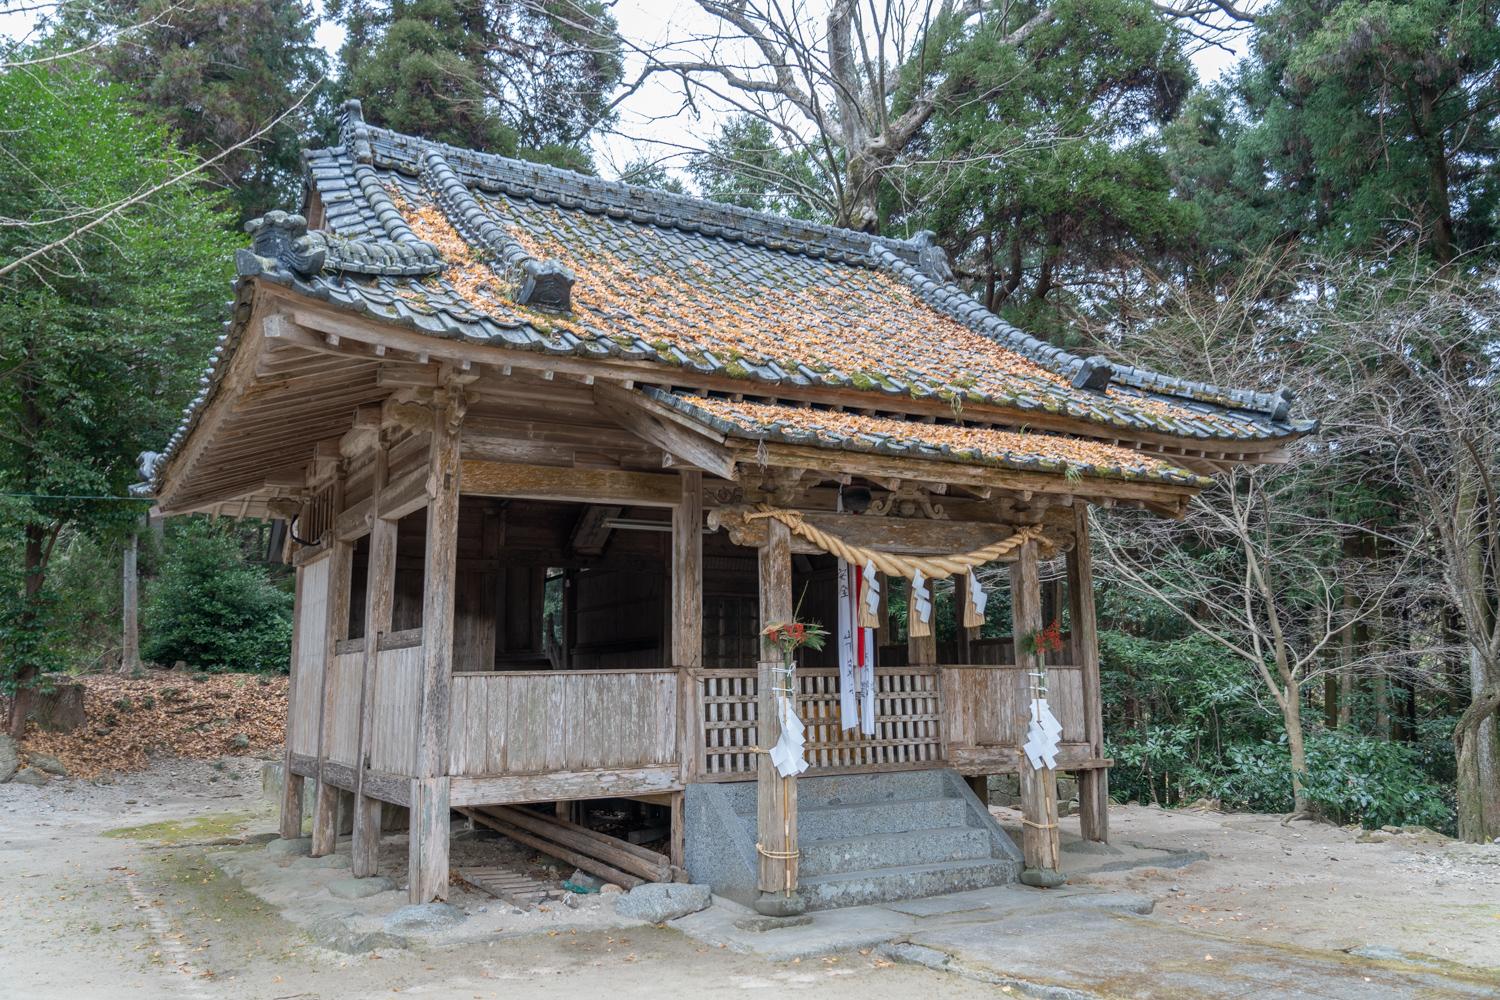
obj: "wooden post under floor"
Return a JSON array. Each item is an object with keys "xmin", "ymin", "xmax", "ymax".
[
  {"xmin": 353, "ymin": 444, "xmax": 395, "ymax": 877},
  {"xmin": 409, "ymin": 388, "xmax": 463, "ymax": 902},
  {"xmin": 1011, "ymin": 540, "xmax": 1063, "ymax": 880},
  {"xmin": 279, "ymin": 565, "xmax": 307, "ymax": 840},
  {"xmin": 312, "ymin": 480, "xmax": 351, "ymax": 858},
  {"xmin": 1068, "ymin": 505, "xmax": 1110, "ymax": 843},
  {"xmin": 754, "ymin": 516, "xmax": 802, "ymax": 915}
]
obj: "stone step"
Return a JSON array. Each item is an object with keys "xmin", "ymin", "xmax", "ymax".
[
  {"xmin": 799, "ymin": 825, "xmax": 993, "ymax": 878},
  {"xmin": 719, "ymin": 768, "xmax": 951, "ymax": 814},
  {"xmin": 801, "ymin": 858, "xmax": 1022, "ymax": 910},
  {"xmin": 797, "ymin": 796, "xmax": 971, "ymax": 840}
]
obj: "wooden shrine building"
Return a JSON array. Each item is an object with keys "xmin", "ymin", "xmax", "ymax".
[{"xmin": 148, "ymin": 102, "xmax": 1312, "ymax": 911}]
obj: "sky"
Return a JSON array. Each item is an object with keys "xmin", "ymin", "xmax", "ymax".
[{"xmin": 4, "ymin": 1, "xmax": 1248, "ymax": 181}]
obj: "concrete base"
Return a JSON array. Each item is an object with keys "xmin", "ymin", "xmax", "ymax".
[
  {"xmin": 1019, "ymin": 867, "xmax": 1067, "ymax": 888},
  {"xmin": 752, "ymin": 891, "xmax": 806, "ymax": 917},
  {"xmin": 735, "ymin": 913, "xmax": 814, "ymax": 933}
]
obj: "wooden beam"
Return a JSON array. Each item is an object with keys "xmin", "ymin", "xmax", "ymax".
[
  {"xmin": 755, "ymin": 517, "xmax": 801, "ymax": 914},
  {"xmin": 593, "ymin": 382, "xmax": 738, "ymax": 480},
  {"xmin": 1010, "ymin": 541, "xmax": 1062, "ymax": 879},
  {"xmin": 459, "ymin": 459, "xmax": 680, "ymax": 507},
  {"xmin": 732, "ymin": 441, "xmax": 1200, "ymax": 506},
  {"xmin": 568, "ymin": 505, "xmax": 621, "ymax": 557},
  {"xmin": 449, "ymin": 766, "xmax": 682, "ymax": 805},
  {"xmin": 1068, "ymin": 505, "xmax": 1109, "ymax": 844}
]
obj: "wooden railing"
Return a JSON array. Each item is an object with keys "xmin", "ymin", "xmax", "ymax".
[
  {"xmin": 369, "ymin": 640, "xmax": 423, "ymax": 775},
  {"xmin": 324, "ymin": 650, "xmax": 364, "ymax": 767},
  {"xmin": 940, "ymin": 663, "xmax": 1086, "ymax": 747},
  {"xmin": 690, "ymin": 666, "xmax": 944, "ymax": 779},
  {"xmin": 448, "ymin": 668, "xmax": 680, "ymax": 777},
  {"xmin": 288, "ymin": 556, "xmax": 331, "ymax": 759}
]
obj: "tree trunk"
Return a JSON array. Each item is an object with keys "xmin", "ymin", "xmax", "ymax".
[
  {"xmin": 1282, "ymin": 679, "xmax": 1310, "ymax": 816},
  {"xmin": 1456, "ymin": 658, "xmax": 1500, "ymax": 842},
  {"xmin": 6, "ymin": 523, "xmax": 50, "ymax": 739}
]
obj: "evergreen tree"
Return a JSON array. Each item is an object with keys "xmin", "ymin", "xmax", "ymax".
[
  {"xmin": 60, "ymin": 0, "xmax": 331, "ymax": 221},
  {"xmin": 899, "ymin": 0, "xmax": 1197, "ymax": 341},
  {"xmin": 332, "ymin": 0, "xmax": 622, "ymax": 166},
  {"xmin": 1171, "ymin": 0, "xmax": 1500, "ymax": 267}
]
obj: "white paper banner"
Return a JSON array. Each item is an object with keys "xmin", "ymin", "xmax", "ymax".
[
  {"xmin": 910, "ymin": 569, "xmax": 932, "ymax": 623},
  {"xmin": 838, "ymin": 560, "xmax": 877, "ymax": 735},
  {"xmin": 862, "ymin": 560, "xmax": 881, "ymax": 617},
  {"xmin": 1022, "ymin": 697, "xmax": 1062, "ymax": 770},
  {"xmin": 967, "ymin": 569, "xmax": 987, "ymax": 617}
]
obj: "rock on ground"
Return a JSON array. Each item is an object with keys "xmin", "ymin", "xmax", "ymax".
[
  {"xmin": 267, "ymin": 836, "xmax": 312, "ymax": 857},
  {"xmin": 329, "ymin": 876, "xmax": 396, "ymax": 900},
  {"xmin": 29, "ymin": 752, "xmax": 68, "ymax": 776},
  {"xmin": 384, "ymin": 903, "xmax": 465, "ymax": 933},
  {"xmin": 614, "ymin": 882, "xmax": 711, "ymax": 923},
  {"xmin": 12, "ymin": 767, "xmax": 49, "ymax": 787},
  {"xmin": 0, "ymin": 734, "xmax": 16, "ymax": 783}
]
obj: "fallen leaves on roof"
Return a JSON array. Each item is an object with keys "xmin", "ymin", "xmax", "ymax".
[
  {"xmin": 391, "ymin": 187, "xmax": 1218, "ymax": 434},
  {"xmin": 676, "ymin": 394, "xmax": 1198, "ymax": 483},
  {"xmin": 20, "ymin": 674, "xmax": 287, "ymax": 778}
]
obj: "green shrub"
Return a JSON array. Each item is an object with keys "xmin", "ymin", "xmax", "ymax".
[
  {"xmin": 142, "ymin": 518, "xmax": 292, "ymax": 673},
  {"xmin": 1213, "ymin": 732, "xmax": 1452, "ymax": 831}
]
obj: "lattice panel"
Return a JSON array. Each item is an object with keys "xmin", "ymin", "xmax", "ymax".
[
  {"xmin": 697, "ymin": 667, "xmax": 944, "ymax": 777},
  {"xmin": 700, "ymin": 671, "xmax": 759, "ymax": 776}
]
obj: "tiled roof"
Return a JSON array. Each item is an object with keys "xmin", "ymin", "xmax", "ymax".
[
  {"xmin": 648, "ymin": 390, "xmax": 1210, "ymax": 487},
  {"xmin": 160, "ymin": 101, "xmax": 1313, "ymax": 484}
]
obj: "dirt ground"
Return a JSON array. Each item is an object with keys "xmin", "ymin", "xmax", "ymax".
[
  {"xmin": 2, "ymin": 757, "xmax": 1497, "ymax": 999},
  {"xmin": 0, "ymin": 756, "xmax": 998, "ymax": 1000},
  {"xmin": 1025, "ymin": 801, "xmax": 1500, "ymax": 973}
]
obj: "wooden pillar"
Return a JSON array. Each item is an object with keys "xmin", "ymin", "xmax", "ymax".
[
  {"xmin": 409, "ymin": 388, "xmax": 463, "ymax": 902},
  {"xmin": 122, "ymin": 523, "xmax": 141, "ymax": 672},
  {"xmin": 353, "ymin": 445, "xmax": 395, "ymax": 877},
  {"xmin": 279, "ymin": 564, "xmax": 308, "ymax": 840},
  {"xmin": 671, "ymin": 470, "xmax": 703, "ymax": 668},
  {"xmin": 1068, "ymin": 505, "xmax": 1109, "ymax": 843},
  {"xmin": 1011, "ymin": 541, "xmax": 1062, "ymax": 882},
  {"xmin": 312, "ymin": 482, "xmax": 351, "ymax": 858},
  {"xmin": 754, "ymin": 516, "xmax": 802, "ymax": 915}
]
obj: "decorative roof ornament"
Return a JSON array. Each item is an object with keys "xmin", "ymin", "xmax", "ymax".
[
  {"xmin": 240, "ymin": 211, "xmax": 445, "ymax": 279},
  {"xmin": 1071, "ymin": 355, "xmax": 1113, "ymax": 392},
  {"xmin": 421, "ymin": 150, "xmax": 575, "ymax": 311},
  {"xmin": 906, "ymin": 231, "xmax": 955, "ymax": 282}
]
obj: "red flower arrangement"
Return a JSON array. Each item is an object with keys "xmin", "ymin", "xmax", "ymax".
[
  {"xmin": 762, "ymin": 618, "xmax": 828, "ymax": 659},
  {"xmin": 1021, "ymin": 618, "xmax": 1064, "ymax": 660}
]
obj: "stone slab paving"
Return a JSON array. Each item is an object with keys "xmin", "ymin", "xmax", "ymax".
[
  {"xmin": 901, "ymin": 908, "xmax": 1498, "ymax": 999},
  {"xmin": 675, "ymin": 884, "xmax": 1498, "ymax": 999}
]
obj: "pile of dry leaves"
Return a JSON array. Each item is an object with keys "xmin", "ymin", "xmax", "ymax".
[{"xmin": 21, "ymin": 674, "xmax": 287, "ymax": 778}]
